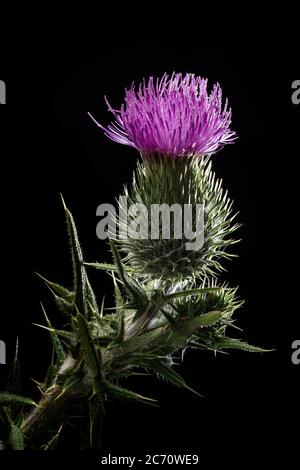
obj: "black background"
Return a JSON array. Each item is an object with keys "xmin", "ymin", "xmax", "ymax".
[{"xmin": 0, "ymin": 43, "xmax": 299, "ymax": 465}]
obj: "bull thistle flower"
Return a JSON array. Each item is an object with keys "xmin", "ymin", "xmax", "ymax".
[
  {"xmin": 88, "ymin": 72, "xmax": 236, "ymax": 158},
  {"xmin": 0, "ymin": 73, "xmax": 267, "ymax": 451},
  {"xmin": 89, "ymin": 73, "xmax": 239, "ymax": 282}
]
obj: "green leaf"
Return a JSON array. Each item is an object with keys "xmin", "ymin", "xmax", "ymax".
[
  {"xmin": 6, "ymin": 339, "xmax": 20, "ymax": 394},
  {"xmin": 9, "ymin": 423, "xmax": 24, "ymax": 450},
  {"xmin": 33, "ymin": 323, "xmax": 74, "ymax": 342},
  {"xmin": 211, "ymin": 337, "xmax": 272, "ymax": 352},
  {"xmin": 112, "ymin": 271, "xmax": 123, "ymax": 310},
  {"xmin": 109, "ymin": 240, "xmax": 126, "ymax": 283},
  {"xmin": 124, "ymin": 277, "xmax": 149, "ymax": 312},
  {"xmin": 119, "ymin": 370, "xmax": 154, "ymax": 378},
  {"xmin": 36, "ymin": 272, "xmax": 76, "ymax": 317},
  {"xmin": 44, "ymin": 358, "xmax": 58, "ymax": 389},
  {"xmin": 170, "ymin": 311, "xmax": 224, "ymax": 344},
  {"xmin": 40, "ymin": 303, "xmax": 65, "ymax": 365},
  {"xmin": 86, "ymin": 274, "xmax": 99, "ymax": 318},
  {"xmin": 61, "ymin": 195, "xmax": 87, "ymax": 316},
  {"xmin": 54, "ymin": 296, "xmax": 76, "ymax": 317},
  {"xmin": 164, "ymin": 311, "xmax": 224, "ymax": 350},
  {"xmin": 111, "ymin": 310, "xmax": 125, "ymax": 345},
  {"xmin": 75, "ymin": 312, "xmax": 103, "ymax": 389},
  {"xmin": 186, "ymin": 310, "xmax": 224, "ymax": 328},
  {"xmin": 42, "ymin": 426, "xmax": 62, "ymax": 450},
  {"xmin": 110, "ymin": 239, "xmax": 149, "ymax": 312},
  {"xmin": 167, "ymin": 287, "xmax": 223, "ymax": 301},
  {"xmin": 36, "ymin": 272, "xmax": 74, "ymax": 301},
  {"xmin": 105, "ymin": 382, "xmax": 157, "ymax": 406},
  {"xmin": 140, "ymin": 359, "xmax": 201, "ymax": 397},
  {"xmin": 61, "ymin": 372, "xmax": 82, "ymax": 395},
  {"xmin": 89, "ymin": 394, "xmax": 103, "ymax": 450},
  {"xmin": 84, "ymin": 262, "xmax": 134, "ymax": 272},
  {"xmin": 0, "ymin": 393, "xmax": 37, "ymax": 407}
]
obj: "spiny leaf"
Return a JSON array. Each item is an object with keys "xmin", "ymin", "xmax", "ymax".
[
  {"xmin": 9, "ymin": 423, "xmax": 24, "ymax": 450},
  {"xmin": 86, "ymin": 274, "xmax": 99, "ymax": 318},
  {"xmin": 185, "ymin": 310, "xmax": 224, "ymax": 328},
  {"xmin": 89, "ymin": 394, "xmax": 103, "ymax": 450},
  {"xmin": 42, "ymin": 425, "xmax": 63, "ymax": 450},
  {"xmin": 110, "ymin": 239, "xmax": 149, "ymax": 312},
  {"xmin": 109, "ymin": 239, "xmax": 126, "ymax": 284},
  {"xmin": 84, "ymin": 262, "xmax": 134, "ymax": 272},
  {"xmin": 119, "ymin": 370, "xmax": 154, "ymax": 378},
  {"xmin": 105, "ymin": 382, "xmax": 157, "ymax": 406},
  {"xmin": 32, "ymin": 323, "xmax": 74, "ymax": 342},
  {"xmin": 61, "ymin": 194, "xmax": 87, "ymax": 316},
  {"xmin": 165, "ymin": 311, "xmax": 224, "ymax": 349},
  {"xmin": 41, "ymin": 303, "xmax": 65, "ymax": 365},
  {"xmin": 44, "ymin": 358, "xmax": 58, "ymax": 390},
  {"xmin": 0, "ymin": 393, "xmax": 37, "ymax": 407},
  {"xmin": 59, "ymin": 369, "xmax": 83, "ymax": 397},
  {"xmin": 123, "ymin": 275, "xmax": 149, "ymax": 312},
  {"xmin": 75, "ymin": 312, "xmax": 103, "ymax": 387},
  {"xmin": 170, "ymin": 312, "xmax": 223, "ymax": 347},
  {"xmin": 36, "ymin": 272, "xmax": 75, "ymax": 316},
  {"xmin": 167, "ymin": 287, "xmax": 223, "ymax": 300},
  {"xmin": 6, "ymin": 338, "xmax": 20, "ymax": 394},
  {"xmin": 139, "ymin": 359, "xmax": 201, "ymax": 397},
  {"xmin": 111, "ymin": 310, "xmax": 125, "ymax": 345},
  {"xmin": 36, "ymin": 272, "xmax": 74, "ymax": 301},
  {"xmin": 188, "ymin": 336, "xmax": 229, "ymax": 354},
  {"xmin": 211, "ymin": 337, "xmax": 272, "ymax": 352},
  {"xmin": 54, "ymin": 296, "xmax": 76, "ymax": 317},
  {"xmin": 112, "ymin": 271, "xmax": 123, "ymax": 310}
]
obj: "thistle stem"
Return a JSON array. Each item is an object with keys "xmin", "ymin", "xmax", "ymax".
[
  {"xmin": 124, "ymin": 305, "xmax": 158, "ymax": 339},
  {"xmin": 21, "ymin": 384, "xmax": 77, "ymax": 448}
]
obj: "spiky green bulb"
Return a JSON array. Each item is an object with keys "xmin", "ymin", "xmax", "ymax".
[{"xmin": 116, "ymin": 155, "xmax": 239, "ymax": 282}]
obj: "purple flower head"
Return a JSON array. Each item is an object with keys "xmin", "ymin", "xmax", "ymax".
[{"xmin": 89, "ymin": 72, "xmax": 236, "ymax": 158}]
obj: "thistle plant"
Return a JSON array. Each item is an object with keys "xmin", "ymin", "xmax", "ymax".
[{"xmin": 0, "ymin": 73, "xmax": 266, "ymax": 450}]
